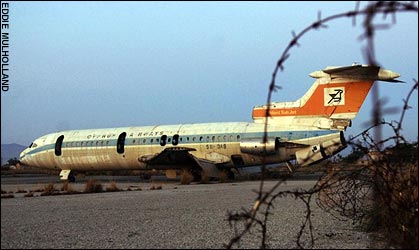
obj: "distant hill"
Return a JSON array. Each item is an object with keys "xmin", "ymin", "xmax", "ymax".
[{"xmin": 1, "ymin": 143, "xmax": 26, "ymax": 165}]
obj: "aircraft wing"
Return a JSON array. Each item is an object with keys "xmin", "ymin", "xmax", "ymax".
[
  {"xmin": 139, "ymin": 147, "xmax": 221, "ymax": 177},
  {"xmin": 278, "ymin": 141, "xmax": 310, "ymax": 149}
]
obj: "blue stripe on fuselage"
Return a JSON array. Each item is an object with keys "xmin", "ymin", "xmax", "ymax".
[{"xmin": 23, "ymin": 129, "xmax": 339, "ymax": 156}]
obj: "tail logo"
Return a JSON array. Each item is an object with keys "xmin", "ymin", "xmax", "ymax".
[{"xmin": 324, "ymin": 87, "xmax": 345, "ymax": 106}]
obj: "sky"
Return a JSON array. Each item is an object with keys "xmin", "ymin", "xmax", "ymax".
[{"xmin": 1, "ymin": 1, "xmax": 418, "ymax": 148}]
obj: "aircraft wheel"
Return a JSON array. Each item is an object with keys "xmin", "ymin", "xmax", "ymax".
[
  {"xmin": 227, "ymin": 170, "xmax": 235, "ymax": 180},
  {"xmin": 191, "ymin": 170, "xmax": 202, "ymax": 182},
  {"xmin": 68, "ymin": 172, "xmax": 76, "ymax": 183}
]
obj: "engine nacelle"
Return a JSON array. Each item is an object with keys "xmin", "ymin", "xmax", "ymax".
[
  {"xmin": 296, "ymin": 132, "xmax": 346, "ymax": 166},
  {"xmin": 240, "ymin": 138, "xmax": 279, "ymax": 155},
  {"xmin": 295, "ymin": 144, "xmax": 324, "ymax": 166},
  {"xmin": 321, "ymin": 133, "xmax": 346, "ymax": 157}
]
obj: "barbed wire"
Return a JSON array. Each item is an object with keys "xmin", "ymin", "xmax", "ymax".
[{"xmin": 226, "ymin": 1, "xmax": 418, "ymax": 249}]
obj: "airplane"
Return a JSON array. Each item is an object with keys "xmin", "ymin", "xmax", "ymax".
[{"xmin": 19, "ymin": 64, "xmax": 401, "ymax": 182}]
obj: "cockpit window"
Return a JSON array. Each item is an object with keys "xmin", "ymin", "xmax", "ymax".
[{"xmin": 32, "ymin": 143, "xmax": 38, "ymax": 148}]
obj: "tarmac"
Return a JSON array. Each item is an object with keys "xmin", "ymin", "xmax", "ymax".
[{"xmin": 1, "ymin": 174, "xmax": 377, "ymax": 249}]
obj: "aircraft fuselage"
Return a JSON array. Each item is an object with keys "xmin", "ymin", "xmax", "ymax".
[{"xmin": 19, "ymin": 121, "xmax": 341, "ymax": 172}]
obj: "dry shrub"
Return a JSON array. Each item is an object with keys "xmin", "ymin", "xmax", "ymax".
[
  {"xmin": 84, "ymin": 179, "xmax": 103, "ymax": 193},
  {"xmin": 1, "ymin": 194, "xmax": 14, "ymax": 199},
  {"xmin": 200, "ymin": 171, "xmax": 210, "ymax": 184},
  {"xmin": 61, "ymin": 181, "xmax": 79, "ymax": 194},
  {"xmin": 219, "ymin": 170, "xmax": 227, "ymax": 183},
  {"xmin": 41, "ymin": 183, "xmax": 58, "ymax": 196},
  {"xmin": 106, "ymin": 181, "xmax": 120, "ymax": 192},
  {"xmin": 61, "ymin": 181, "xmax": 69, "ymax": 191},
  {"xmin": 150, "ymin": 185, "xmax": 162, "ymax": 190},
  {"xmin": 180, "ymin": 170, "xmax": 193, "ymax": 185},
  {"xmin": 24, "ymin": 192, "xmax": 34, "ymax": 198},
  {"xmin": 369, "ymin": 161, "xmax": 418, "ymax": 249},
  {"xmin": 317, "ymin": 159, "xmax": 418, "ymax": 249},
  {"xmin": 30, "ymin": 188, "xmax": 44, "ymax": 193}
]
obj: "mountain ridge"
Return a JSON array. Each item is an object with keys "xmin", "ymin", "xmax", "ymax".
[{"xmin": 1, "ymin": 143, "xmax": 26, "ymax": 165}]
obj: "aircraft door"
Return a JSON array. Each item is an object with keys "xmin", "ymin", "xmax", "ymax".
[
  {"xmin": 117, "ymin": 132, "xmax": 126, "ymax": 154},
  {"xmin": 55, "ymin": 135, "xmax": 64, "ymax": 156}
]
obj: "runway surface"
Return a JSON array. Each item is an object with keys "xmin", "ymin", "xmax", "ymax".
[{"xmin": 1, "ymin": 175, "xmax": 375, "ymax": 249}]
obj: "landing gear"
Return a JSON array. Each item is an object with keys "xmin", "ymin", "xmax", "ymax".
[
  {"xmin": 180, "ymin": 168, "xmax": 201, "ymax": 184},
  {"xmin": 68, "ymin": 172, "xmax": 76, "ymax": 183},
  {"xmin": 286, "ymin": 161, "xmax": 295, "ymax": 173},
  {"xmin": 191, "ymin": 169, "xmax": 202, "ymax": 182},
  {"xmin": 227, "ymin": 170, "xmax": 235, "ymax": 180}
]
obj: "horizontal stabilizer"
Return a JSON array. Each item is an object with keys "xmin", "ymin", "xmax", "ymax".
[{"xmin": 309, "ymin": 64, "xmax": 403, "ymax": 82}]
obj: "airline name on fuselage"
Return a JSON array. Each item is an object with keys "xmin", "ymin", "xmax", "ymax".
[
  {"xmin": 269, "ymin": 110, "xmax": 298, "ymax": 115},
  {"xmin": 87, "ymin": 130, "xmax": 168, "ymax": 139}
]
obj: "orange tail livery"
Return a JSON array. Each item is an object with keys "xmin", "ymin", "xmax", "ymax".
[{"xmin": 252, "ymin": 64, "xmax": 401, "ymax": 130}]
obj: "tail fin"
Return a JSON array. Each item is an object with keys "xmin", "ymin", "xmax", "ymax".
[{"xmin": 252, "ymin": 64, "xmax": 401, "ymax": 129}]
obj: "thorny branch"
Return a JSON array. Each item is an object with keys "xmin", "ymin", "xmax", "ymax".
[{"xmin": 226, "ymin": 1, "xmax": 418, "ymax": 249}]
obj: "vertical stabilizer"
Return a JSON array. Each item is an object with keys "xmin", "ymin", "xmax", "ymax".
[{"xmin": 252, "ymin": 64, "xmax": 401, "ymax": 130}]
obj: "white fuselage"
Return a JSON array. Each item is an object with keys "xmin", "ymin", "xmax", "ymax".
[{"xmin": 19, "ymin": 121, "xmax": 341, "ymax": 172}]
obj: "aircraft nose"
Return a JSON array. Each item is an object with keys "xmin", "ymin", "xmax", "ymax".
[{"xmin": 19, "ymin": 150, "xmax": 29, "ymax": 165}]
